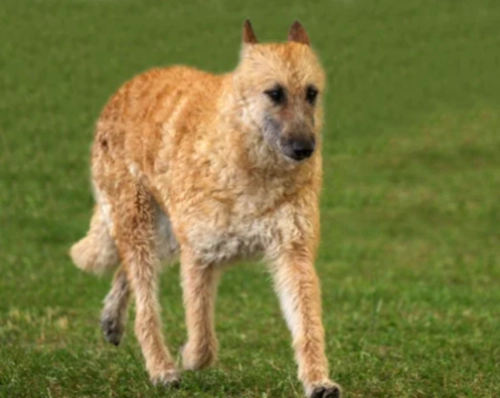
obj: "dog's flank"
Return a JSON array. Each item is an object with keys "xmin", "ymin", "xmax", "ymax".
[{"xmin": 70, "ymin": 20, "xmax": 341, "ymax": 398}]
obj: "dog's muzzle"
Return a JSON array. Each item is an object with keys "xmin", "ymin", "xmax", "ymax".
[{"xmin": 281, "ymin": 137, "xmax": 316, "ymax": 161}]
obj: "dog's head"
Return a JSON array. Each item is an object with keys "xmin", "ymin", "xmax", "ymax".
[{"xmin": 233, "ymin": 20, "xmax": 326, "ymax": 163}]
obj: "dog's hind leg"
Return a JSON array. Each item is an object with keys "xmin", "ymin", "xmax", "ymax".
[
  {"xmin": 70, "ymin": 205, "xmax": 119, "ymax": 275},
  {"xmin": 99, "ymin": 201, "xmax": 177, "ymax": 347},
  {"xmin": 101, "ymin": 267, "xmax": 131, "ymax": 346},
  {"xmin": 71, "ymin": 203, "xmax": 129, "ymax": 345}
]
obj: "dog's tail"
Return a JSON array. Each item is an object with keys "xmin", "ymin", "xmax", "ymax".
[{"xmin": 70, "ymin": 206, "xmax": 119, "ymax": 275}]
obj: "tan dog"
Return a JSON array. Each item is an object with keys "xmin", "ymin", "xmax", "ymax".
[{"xmin": 70, "ymin": 20, "xmax": 341, "ymax": 398}]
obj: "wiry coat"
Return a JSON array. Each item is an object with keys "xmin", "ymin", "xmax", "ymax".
[{"xmin": 70, "ymin": 21, "xmax": 341, "ymax": 398}]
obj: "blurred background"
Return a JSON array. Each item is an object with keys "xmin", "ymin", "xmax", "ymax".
[{"xmin": 1, "ymin": 1, "xmax": 499, "ymax": 397}]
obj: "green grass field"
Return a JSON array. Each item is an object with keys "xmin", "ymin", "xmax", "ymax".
[{"xmin": 1, "ymin": 1, "xmax": 500, "ymax": 397}]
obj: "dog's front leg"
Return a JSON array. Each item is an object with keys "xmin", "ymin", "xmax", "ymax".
[
  {"xmin": 270, "ymin": 246, "xmax": 341, "ymax": 398},
  {"xmin": 116, "ymin": 186, "xmax": 180, "ymax": 387},
  {"xmin": 180, "ymin": 251, "xmax": 220, "ymax": 370}
]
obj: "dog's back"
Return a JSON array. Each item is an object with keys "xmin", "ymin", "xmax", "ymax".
[
  {"xmin": 94, "ymin": 66, "xmax": 225, "ymax": 175},
  {"xmin": 71, "ymin": 66, "xmax": 223, "ymax": 273}
]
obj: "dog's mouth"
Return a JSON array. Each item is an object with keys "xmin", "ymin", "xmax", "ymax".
[{"xmin": 262, "ymin": 116, "xmax": 316, "ymax": 162}]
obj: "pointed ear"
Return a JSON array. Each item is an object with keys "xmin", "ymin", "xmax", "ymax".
[
  {"xmin": 242, "ymin": 19, "xmax": 258, "ymax": 45},
  {"xmin": 288, "ymin": 20, "xmax": 310, "ymax": 46}
]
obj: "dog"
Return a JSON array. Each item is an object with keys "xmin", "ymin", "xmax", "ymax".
[{"xmin": 70, "ymin": 20, "xmax": 341, "ymax": 398}]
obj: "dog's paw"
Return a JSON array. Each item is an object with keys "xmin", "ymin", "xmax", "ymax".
[
  {"xmin": 151, "ymin": 368, "xmax": 181, "ymax": 388},
  {"xmin": 307, "ymin": 381, "xmax": 342, "ymax": 398},
  {"xmin": 100, "ymin": 314, "xmax": 125, "ymax": 346}
]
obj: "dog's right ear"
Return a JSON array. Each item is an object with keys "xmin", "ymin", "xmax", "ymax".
[{"xmin": 242, "ymin": 19, "xmax": 259, "ymax": 45}]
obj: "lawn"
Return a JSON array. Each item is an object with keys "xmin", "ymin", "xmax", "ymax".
[{"xmin": 1, "ymin": 0, "xmax": 500, "ymax": 397}]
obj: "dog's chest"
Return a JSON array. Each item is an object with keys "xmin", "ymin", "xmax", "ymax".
[
  {"xmin": 177, "ymin": 191, "xmax": 292, "ymax": 264},
  {"xmin": 187, "ymin": 209, "xmax": 276, "ymax": 264},
  {"xmin": 159, "ymin": 163, "xmax": 308, "ymax": 265}
]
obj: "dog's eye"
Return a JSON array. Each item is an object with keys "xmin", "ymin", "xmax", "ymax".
[
  {"xmin": 265, "ymin": 86, "xmax": 285, "ymax": 105},
  {"xmin": 306, "ymin": 86, "xmax": 319, "ymax": 105}
]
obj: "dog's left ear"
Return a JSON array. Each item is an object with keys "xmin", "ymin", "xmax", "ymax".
[{"xmin": 288, "ymin": 20, "xmax": 310, "ymax": 46}]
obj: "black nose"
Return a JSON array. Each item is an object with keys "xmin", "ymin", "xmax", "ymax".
[{"xmin": 290, "ymin": 139, "xmax": 315, "ymax": 160}]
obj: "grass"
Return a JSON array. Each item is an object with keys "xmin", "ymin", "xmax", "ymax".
[{"xmin": 1, "ymin": 0, "xmax": 500, "ymax": 397}]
